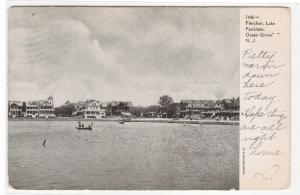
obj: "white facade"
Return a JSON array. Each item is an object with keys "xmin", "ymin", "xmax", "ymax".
[
  {"xmin": 25, "ymin": 96, "xmax": 56, "ymax": 118},
  {"xmin": 38, "ymin": 97, "xmax": 55, "ymax": 118},
  {"xmin": 77, "ymin": 100, "xmax": 106, "ymax": 119},
  {"xmin": 8, "ymin": 96, "xmax": 55, "ymax": 118},
  {"xmin": 8, "ymin": 101, "xmax": 23, "ymax": 117},
  {"xmin": 25, "ymin": 104, "xmax": 39, "ymax": 117}
]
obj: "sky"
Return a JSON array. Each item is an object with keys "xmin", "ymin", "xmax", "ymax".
[{"xmin": 8, "ymin": 7, "xmax": 239, "ymax": 107}]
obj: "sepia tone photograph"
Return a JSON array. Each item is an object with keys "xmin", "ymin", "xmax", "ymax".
[{"xmin": 8, "ymin": 6, "xmax": 240, "ymax": 190}]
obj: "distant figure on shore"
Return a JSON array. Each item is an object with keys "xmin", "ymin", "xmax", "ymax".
[{"xmin": 42, "ymin": 139, "xmax": 46, "ymax": 148}]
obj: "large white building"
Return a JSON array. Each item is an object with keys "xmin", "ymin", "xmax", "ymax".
[
  {"xmin": 8, "ymin": 96, "xmax": 56, "ymax": 118},
  {"xmin": 25, "ymin": 96, "xmax": 55, "ymax": 118},
  {"xmin": 75, "ymin": 99, "xmax": 106, "ymax": 119}
]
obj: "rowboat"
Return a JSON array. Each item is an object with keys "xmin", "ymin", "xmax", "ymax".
[
  {"xmin": 76, "ymin": 126, "xmax": 92, "ymax": 130},
  {"xmin": 76, "ymin": 122, "xmax": 93, "ymax": 130}
]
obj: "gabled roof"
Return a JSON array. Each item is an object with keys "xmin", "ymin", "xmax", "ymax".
[
  {"xmin": 86, "ymin": 99, "xmax": 98, "ymax": 104},
  {"xmin": 223, "ymin": 99, "xmax": 233, "ymax": 104},
  {"xmin": 76, "ymin": 100, "xmax": 100, "ymax": 108},
  {"xmin": 180, "ymin": 100, "xmax": 217, "ymax": 108},
  {"xmin": 222, "ymin": 98, "xmax": 240, "ymax": 105},
  {"xmin": 9, "ymin": 101, "xmax": 23, "ymax": 107}
]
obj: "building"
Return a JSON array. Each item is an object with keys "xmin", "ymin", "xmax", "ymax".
[
  {"xmin": 100, "ymin": 102, "xmax": 110, "ymax": 116},
  {"xmin": 25, "ymin": 102, "xmax": 39, "ymax": 117},
  {"xmin": 73, "ymin": 100, "xmax": 133, "ymax": 118},
  {"xmin": 25, "ymin": 96, "xmax": 55, "ymax": 118},
  {"xmin": 179, "ymin": 98, "xmax": 240, "ymax": 120},
  {"xmin": 180, "ymin": 99, "xmax": 221, "ymax": 118},
  {"xmin": 8, "ymin": 96, "xmax": 55, "ymax": 118},
  {"xmin": 221, "ymin": 97, "xmax": 240, "ymax": 111},
  {"xmin": 8, "ymin": 101, "xmax": 24, "ymax": 117},
  {"xmin": 214, "ymin": 97, "xmax": 240, "ymax": 120},
  {"xmin": 109, "ymin": 101, "xmax": 133, "ymax": 116},
  {"xmin": 74, "ymin": 99, "xmax": 106, "ymax": 119}
]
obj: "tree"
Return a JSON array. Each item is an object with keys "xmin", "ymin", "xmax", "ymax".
[
  {"xmin": 158, "ymin": 95, "xmax": 174, "ymax": 118},
  {"xmin": 168, "ymin": 103, "xmax": 180, "ymax": 118},
  {"xmin": 55, "ymin": 103, "xmax": 76, "ymax": 117},
  {"xmin": 131, "ymin": 106, "xmax": 146, "ymax": 117}
]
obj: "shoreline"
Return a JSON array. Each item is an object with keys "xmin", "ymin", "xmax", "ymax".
[{"xmin": 8, "ymin": 117, "xmax": 239, "ymax": 125}]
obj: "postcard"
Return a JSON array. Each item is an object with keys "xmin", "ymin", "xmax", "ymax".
[{"xmin": 6, "ymin": 5, "xmax": 290, "ymax": 191}]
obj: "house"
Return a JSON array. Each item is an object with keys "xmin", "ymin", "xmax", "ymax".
[
  {"xmin": 178, "ymin": 98, "xmax": 240, "ymax": 120},
  {"xmin": 25, "ymin": 102, "xmax": 39, "ymax": 117},
  {"xmin": 36, "ymin": 96, "xmax": 55, "ymax": 118},
  {"xmin": 25, "ymin": 96, "xmax": 55, "ymax": 118},
  {"xmin": 109, "ymin": 101, "xmax": 133, "ymax": 116},
  {"xmin": 100, "ymin": 101, "xmax": 110, "ymax": 116},
  {"xmin": 214, "ymin": 97, "xmax": 239, "ymax": 120},
  {"xmin": 74, "ymin": 99, "xmax": 106, "ymax": 119},
  {"xmin": 179, "ymin": 99, "xmax": 220, "ymax": 118},
  {"xmin": 8, "ymin": 96, "xmax": 56, "ymax": 118},
  {"xmin": 221, "ymin": 97, "xmax": 240, "ymax": 111},
  {"xmin": 8, "ymin": 101, "xmax": 24, "ymax": 117}
]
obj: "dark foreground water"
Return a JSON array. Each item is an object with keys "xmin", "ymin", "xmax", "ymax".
[{"xmin": 8, "ymin": 120, "xmax": 239, "ymax": 190}]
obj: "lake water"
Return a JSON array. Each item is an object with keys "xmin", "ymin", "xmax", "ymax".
[{"xmin": 8, "ymin": 120, "xmax": 239, "ymax": 190}]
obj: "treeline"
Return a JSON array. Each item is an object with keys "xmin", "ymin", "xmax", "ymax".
[
  {"xmin": 132, "ymin": 95, "xmax": 180, "ymax": 118},
  {"xmin": 54, "ymin": 103, "xmax": 76, "ymax": 117}
]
